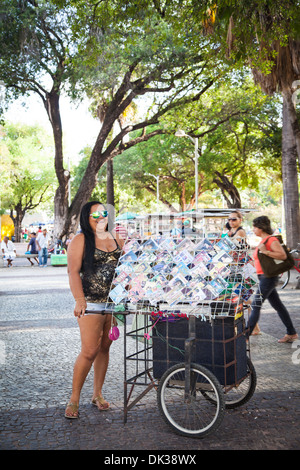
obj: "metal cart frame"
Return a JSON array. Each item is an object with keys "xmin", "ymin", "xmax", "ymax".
[{"xmin": 122, "ymin": 307, "xmax": 256, "ymax": 438}]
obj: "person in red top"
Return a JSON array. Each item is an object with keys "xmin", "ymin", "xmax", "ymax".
[{"xmin": 248, "ymin": 216, "xmax": 298, "ymax": 343}]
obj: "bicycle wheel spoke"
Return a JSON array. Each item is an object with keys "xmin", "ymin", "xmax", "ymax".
[{"xmin": 158, "ymin": 363, "xmax": 225, "ymax": 438}]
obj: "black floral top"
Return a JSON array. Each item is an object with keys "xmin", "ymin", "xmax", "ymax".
[{"xmin": 80, "ymin": 242, "xmax": 122, "ymax": 303}]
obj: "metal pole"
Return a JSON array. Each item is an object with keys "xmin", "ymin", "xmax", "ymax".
[
  {"xmin": 156, "ymin": 175, "xmax": 159, "ymax": 213},
  {"xmin": 194, "ymin": 138, "xmax": 198, "ymax": 211}
]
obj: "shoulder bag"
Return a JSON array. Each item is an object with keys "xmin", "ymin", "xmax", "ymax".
[{"xmin": 257, "ymin": 235, "xmax": 295, "ymax": 278}]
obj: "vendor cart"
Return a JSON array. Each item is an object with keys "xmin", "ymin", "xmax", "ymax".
[
  {"xmin": 122, "ymin": 307, "xmax": 256, "ymax": 438},
  {"xmin": 105, "ymin": 234, "xmax": 259, "ymax": 438}
]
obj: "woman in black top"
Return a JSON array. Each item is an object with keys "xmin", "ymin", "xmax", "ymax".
[
  {"xmin": 65, "ymin": 201, "xmax": 124, "ymax": 418},
  {"xmin": 227, "ymin": 210, "xmax": 247, "ymax": 239}
]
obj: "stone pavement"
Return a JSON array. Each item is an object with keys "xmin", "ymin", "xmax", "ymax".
[{"xmin": 0, "ymin": 251, "xmax": 299, "ymax": 452}]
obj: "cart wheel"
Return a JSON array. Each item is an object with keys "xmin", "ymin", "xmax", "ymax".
[
  {"xmin": 279, "ymin": 270, "xmax": 290, "ymax": 289},
  {"xmin": 224, "ymin": 358, "xmax": 257, "ymax": 409},
  {"xmin": 201, "ymin": 358, "xmax": 257, "ymax": 409},
  {"xmin": 157, "ymin": 362, "xmax": 225, "ymax": 438}
]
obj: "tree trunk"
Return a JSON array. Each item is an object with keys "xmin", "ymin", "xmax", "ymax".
[
  {"xmin": 281, "ymin": 88, "xmax": 300, "ymax": 249},
  {"xmin": 180, "ymin": 182, "xmax": 187, "ymax": 211},
  {"xmin": 106, "ymin": 158, "xmax": 114, "ymax": 207},
  {"xmin": 10, "ymin": 205, "xmax": 24, "ymax": 242},
  {"xmin": 60, "ymin": 155, "xmax": 99, "ymax": 238},
  {"xmin": 213, "ymin": 172, "xmax": 241, "ymax": 208},
  {"xmin": 44, "ymin": 90, "xmax": 69, "ymax": 240}
]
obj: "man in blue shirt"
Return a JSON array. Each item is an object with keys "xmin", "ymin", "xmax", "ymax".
[{"xmin": 26, "ymin": 232, "xmax": 39, "ymax": 266}]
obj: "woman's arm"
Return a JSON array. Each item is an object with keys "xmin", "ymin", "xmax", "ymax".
[
  {"xmin": 67, "ymin": 233, "xmax": 87, "ymax": 317},
  {"xmin": 235, "ymin": 227, "xmax": 247, "ymax": 239},
  {"xmin": 258, "ymin": 239, "xmax": 287, "ymax": 260}
]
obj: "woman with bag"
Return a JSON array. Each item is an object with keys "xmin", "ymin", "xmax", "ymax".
[
  {"xmin": 248, "ymin": 216, "xmax": 298, "ymax": 343},
  {"xmin": 65, "ymin": 201, "xmax": 124, "ymax": 419}
]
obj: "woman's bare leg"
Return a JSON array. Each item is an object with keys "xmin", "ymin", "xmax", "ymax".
[
  {"xmin": 92, "ymin": 315, "xmax": 112, "ymax": 409},
  {"xmin": 65, "ymin": 314, "xmax": 106, "ymax": 417}
]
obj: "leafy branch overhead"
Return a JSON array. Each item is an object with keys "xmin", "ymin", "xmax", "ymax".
[
  {"xmin": 0, "ymin": 122, "xmax": 55, "ymax": 240},
  {"xmin": 0, "ymin": 0, "xmax": 299, "ymax": 247}
]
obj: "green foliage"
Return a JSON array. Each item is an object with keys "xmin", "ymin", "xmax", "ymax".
[
  {"xmin": 0, "ymin": 122, "xmax": 56, "ymax": 213},
  {"xmin": 114, "ymin": 129, "xmax": 197, "ymax": 205},
  {"xmin": 201, "ymin": 80, "xmax": 282, "ymax": 187},
  {"xmin": 0, "ymin": 0, "xmax": 79, "ymax": 108},
  {"xmin": 0, "ymin": 0, "xmax": 290, "ymax": 227},
  {"xmin": 71, "ymin": 145, "xmax": 145, "ymax": 210},
  {"xmin": 114, "ymin": 74, "xmax": 282, "ymax": 208},
  {"xmin": 196, "ymin": 0, "xmax": 300, "ymax": 72}
]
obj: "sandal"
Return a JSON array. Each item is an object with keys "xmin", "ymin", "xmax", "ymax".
[
  {"xmin": 92, "ymin": 395, "xmax": 110, "ymax": 411},
  {"xmin": 65, "ymin": 402, "xmax": 79, "ymax": 419},
  {"xmin": 251, "ymin": 324, "xmax": 262, "ymax": 336},
  {"xmin": 278, "ymin": 334, "xmax": 298, "ymax": 343}
]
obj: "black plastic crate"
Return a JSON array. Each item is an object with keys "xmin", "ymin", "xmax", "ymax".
[{"xmin": 152, "ymin": 316, "xmax": 247, "ymax": 386}]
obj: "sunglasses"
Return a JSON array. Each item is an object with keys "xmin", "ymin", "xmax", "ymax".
[
  {"xmin": 90, "ymin": 210, "xmax": 108, "ymax": 219},
  {"xmin": 228, "ymin": 218, "xmax": 238, "ymax": 221}
]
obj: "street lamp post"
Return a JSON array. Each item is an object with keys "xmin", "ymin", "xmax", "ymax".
[{"xmin": 175, "ymin": 130, "xmax": 199, "ymax": 210}]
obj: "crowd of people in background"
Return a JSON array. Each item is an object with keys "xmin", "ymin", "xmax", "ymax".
[
  {"xmin": 1, "ymin": 222, "xmax": 128, "ymax": 268},
  {"xmin": 0, "ymin": 214, "xmax": 289, "ymax": 272}
]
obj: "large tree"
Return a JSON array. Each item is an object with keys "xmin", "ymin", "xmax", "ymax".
[
  {"xmin": 0, "ymin": 0, "xmax": 222, "ymax": 238},
  {"xmin": 194, "ymin": 0, "xmax": 300, "ymax": 247},
  {"xmin": 114, "ymin": 77, "xmax": 282, "ymax": 209},
  {"xmin": 51, "ymin": 0, "xmax": 226, "ymax": 237},
  {"xmin": 0, "ymin": 0, "xmax": 74, "ymax": 238}
]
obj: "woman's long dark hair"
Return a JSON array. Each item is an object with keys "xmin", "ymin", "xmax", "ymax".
[
  {"xmin": 252, "ymin": 216, "xmax": 273, "ymax": 235},
  {"xmin": 80, "ymin": 201, "xmax": 110, "ymax": 272}
]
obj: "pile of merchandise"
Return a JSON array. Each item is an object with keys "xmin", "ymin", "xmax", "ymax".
[{"xmin": 108, "ymin": 234, "xmax": 258, "ymax": 318}]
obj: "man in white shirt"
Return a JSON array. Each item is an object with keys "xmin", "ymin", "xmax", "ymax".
[
  {"xmin": 36, "ymin": 228, "xmax": 50, "ymax": 267},
  {"xmin": 1, "ymin": 236, "xmax": 17, "ymax": 267}
]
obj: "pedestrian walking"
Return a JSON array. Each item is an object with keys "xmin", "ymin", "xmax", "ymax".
[
  {"xmin": 247, "ymin": 216, "xmax": 298, "ymax": 343},
  {"xmin": 65, "ymin": 233, "xmax": 74, "ymax": 249}
]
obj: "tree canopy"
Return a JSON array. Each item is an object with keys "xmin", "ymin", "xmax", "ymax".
[
  {"xmin": 0, "ymin": 122, "xmax": 55, "ymax": 240},
  {"xmin": 1, "ymin": 0, "xmax": 299, "ymax": 245}
]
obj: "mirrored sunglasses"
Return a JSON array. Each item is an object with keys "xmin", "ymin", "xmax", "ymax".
[{"xmin": 90, "ymin": 210, "xmax": 108, "ymax": 219}]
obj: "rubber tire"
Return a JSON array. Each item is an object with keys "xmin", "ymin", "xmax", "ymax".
[{"xmin": 157, "ymin": 362, "xmax": 225, "ymax": 438}]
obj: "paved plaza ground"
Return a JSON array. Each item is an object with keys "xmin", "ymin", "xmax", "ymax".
[{"xmin": 0, "ymin": 247, "xmax": 299, "ymax": 453}]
